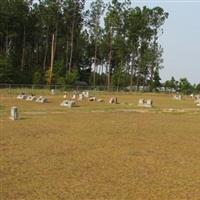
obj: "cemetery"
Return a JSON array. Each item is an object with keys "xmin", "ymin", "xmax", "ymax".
[
  {"xmin": 1, "ymin": 88, "xmax": 200, "ymax": 199},
  {"xmin": 1, "ymin": 0, "xmax": 200, "ymax": 198}
]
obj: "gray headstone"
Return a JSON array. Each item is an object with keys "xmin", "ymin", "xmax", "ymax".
[{"xmin": 10, "ymin": 107, "xmax": 19, "ymax": 120}]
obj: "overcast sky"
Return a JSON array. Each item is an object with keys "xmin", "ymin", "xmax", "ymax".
[{"xmin": 86, "ymin": 0, "xmax": 200, "ymax": 84}]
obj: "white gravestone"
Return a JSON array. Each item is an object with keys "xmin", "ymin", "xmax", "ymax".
[
  {"xmin": 63, "ymin": 92, "xmax": 67, "ymax": 99},
  {"xmin": 26, "ymin": 95, "xmax": 37, "ymax": 101},
  {"xmin": 109, "ymin": 97, "xmax": 118, "ymax": 104},
  {"xmin": 89, "ymin": 96, "xmax": 96, "ymax": 101},
  {"xmin": 60, "ymin": 100, "xmax": 76, "ymax": 108},
  {"xmin": 36, "ymin": 96, "xmax": 48, "ymax": 103},
  {"xmin": 78, "ymin": 93, "xmax": 84, "ymax": 101},
  {"xmin": 71, "ymin": 94, "xmax": 76, "ymax": 100},
  {"xmin": 51, "ymin": 89, "xmax": 55, "ymax": 95},
  {"xmin": 173, "ymin": 95, "xmax": 182, "ymax": 100},
  {"xmin": 138, "ymin": 99, "xmax": 153, "ymax": 108},
  {"xmin": 10, "ymin": 107, "xmax": 19, "ymax": 120},
  {"xmin": 82, "ymin": 91, "xmax": 89, "ymax": 98},
  {"xmin": 17, "ymin": 94, "xmax": 27, "ymax": 100}
]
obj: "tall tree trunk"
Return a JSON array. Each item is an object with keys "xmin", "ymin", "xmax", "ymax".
[
  {"xmin": 65, "ymin": 39, "xmax": 69, "ymax": 75},
  {"xmin": 53, "ymin": 23, "xmax": 58, "ymax": 58},
  {"xmin": 107, "ymin": 33, "xmax": 112, "ymax": 90},
  {"xmin": 93, "ymin": 41, "xmax": 97, "ymax": 87},
  {"xmin": 136, "ymin": 75, "xmax": 139, "ymax": 91},
  {"xmin": 130, "ymin": 53, "xmax": 135, "ymax": 91},
  {"xmin": 150, "ymin": 30, "xmax": 157, "ymax": 92},
  {"xmin": 5, "ymin": 28, "xmax": 9, "ymax": 56},
  {"xmin": 21, "ymin": 25, "xmax": 26, "ymax": 71},
  {"xmin": 49, "ymin": 33, "xmax": 55, "ymax": 85},
  {"xmin": 43, "ymin": 37, "xmax": 48, "ymax": 71},
  {"xmin": 69, "ymin": 14, "xmax": 75, "ymax": 73}
]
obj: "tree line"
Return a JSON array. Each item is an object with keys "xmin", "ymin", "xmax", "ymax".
[
  {"xmin": 164, "ymin": 77, "xmax": 200, "ymax": 95},
  {"xmin": 0, "ymin": 0, "xmax": 177, "ymax": 91}
]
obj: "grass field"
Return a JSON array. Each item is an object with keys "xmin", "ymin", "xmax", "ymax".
[{"xmin": 1, "ymin": 90, "xmax": 200, "ymax": 199}]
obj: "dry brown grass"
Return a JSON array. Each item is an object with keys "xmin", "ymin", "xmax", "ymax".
[{"xmin": 1, "ymin": 91, "xmax": 200, "ymax": 199}]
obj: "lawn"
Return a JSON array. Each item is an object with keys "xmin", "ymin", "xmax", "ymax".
[{"xmin": 1, "ymin": 91, "xmax": 200, "ymax": 199}]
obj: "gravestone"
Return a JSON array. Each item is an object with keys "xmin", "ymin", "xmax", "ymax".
[
  {"xmin": 109, "ymin": 97, "xmax": 118, "ymax": 104},
  {"xmin": 51, "ymin": 89, "xmax": 55, "ymax": 95},
  {"xmin": 194, "ymin": 95, "xmax": 200, "ymax": 100},
  {"xmin": 194, "ymin": 99, "xmax": 200, "ymax": 103},
  {"xmin": 78, "ymin": 93, "xmax": 84, "ymax": 101},
  {"xmin": 10, "ymin": 107, "xmax": 19, "ymax": 120},
  {"xmin": 63, "ymin": 92, "xmax": 67, "ymax": 99},
  {"xmin": 195, "ymin": 99, "xmax": 200, "ymax": 106},
  {"xmin": 138, "ymin": 99, "xmax": 153, "ymax": 108},
  {"xmin": 138, "ymin": 99, "xmax": 144, "ymax": 106},
  {"xmin": 173, "ymin": 94, "xmax": 182, "ymax": 100},
  {"xmin": 26, "ymin": 95, "xmax": 37, "ymax": 101},
  {"xmin": 146, "ymin": 99, "xmax": 153, "ymax": 107},
  {"xmin": 60, "ymin": 100, "xmax": 76, "ymax": 108},
  {"xmin": 89, "ymin": 96, "xmax": 96, "ymax": 101},
  {"xmin": 82, "ymin": 91, "xmax": 89, "ymax": 98},
  {"xmin": 36, "ymin": 96, "xmax": 48, "ymax": 103},
  {"xmin": 71, "ymin": 94, "xmax": 76, "ymax": 100},
  {"xmin": 17, "ymin": 94, "xmax": 27, "ymax": 100}
]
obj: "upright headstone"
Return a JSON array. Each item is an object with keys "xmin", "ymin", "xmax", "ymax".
[
  {"xmin": 146, "ymin": 99, "xmax": 153, "ymax": 107},
  {"xmin": 109, "ymin": 97, "xmax": 118, "ymax": 104},
  {"xmin": 63, "ymin": 92, "xmax": 67, "ymax": 99},
  {"xmin": 138, "ymin": 99, "xmax": 144, "ymax": 106},
  {"xmin": 173, "ymin": 94, "xmax": 182, "ymax": 100},
  {"xmin": 82, "ymin": 91, "xmax": 89, "ymax": 98},
  {"xmin": 60, "ymin": 100, "xmax": 76, "ymax": 108},
  {"xmin": 78, "ymin": 93, "xmax": 84, "ymax": 101},
  {"xmin": 138, "ymin": 99, "xmax": 153, "ymax": 108},
  {"xmin": 71, "ymin": 94, "xmax": 76, "ymax": 100},
  {"xmin": 10, "ymin": 107, "xmax": 19, "ymax": 120},
  {"xmin": 51, "ymin": 89, "xmax": 55, "ymax": 95}
]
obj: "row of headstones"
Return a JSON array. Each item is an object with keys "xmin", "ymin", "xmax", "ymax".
[
  {"xmin": 17, "ymin": 94, "xmax": 47, "ymax": 103},
  {"xmin": 173, "ymin": 94, "xmax": 200, "ymax": 101},
  {"xmin": 60, "ymin": 97, "xmax": 153, "ymax": 108},
  {"xmin": 10, "ymin": 97, "xmax": 153, "ymax": 120},
  {"xmin": 68, "ymin": 91, "xmax": 106, "ymax": 102},
  {"xmin": 60, "ymin": 97, "xmax": 117, "ymax": 108},
  {"xmin": 174, "ymin": 94, "xmax": 200, "ymax": 107}
]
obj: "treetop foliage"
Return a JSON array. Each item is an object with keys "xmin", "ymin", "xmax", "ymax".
[{"xmin": 0, "ymin": 0, "xmax": 176, "ymax": 91}]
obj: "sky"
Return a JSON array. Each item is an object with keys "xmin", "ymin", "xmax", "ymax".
[{"xmin": 86, "ymin": 0, "xmax": 200, "ymax": 84}]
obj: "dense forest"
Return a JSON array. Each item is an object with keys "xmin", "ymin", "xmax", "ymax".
[{"xmin": 0, "ymin": 0, "xmax": 198, "ymax": 93}]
